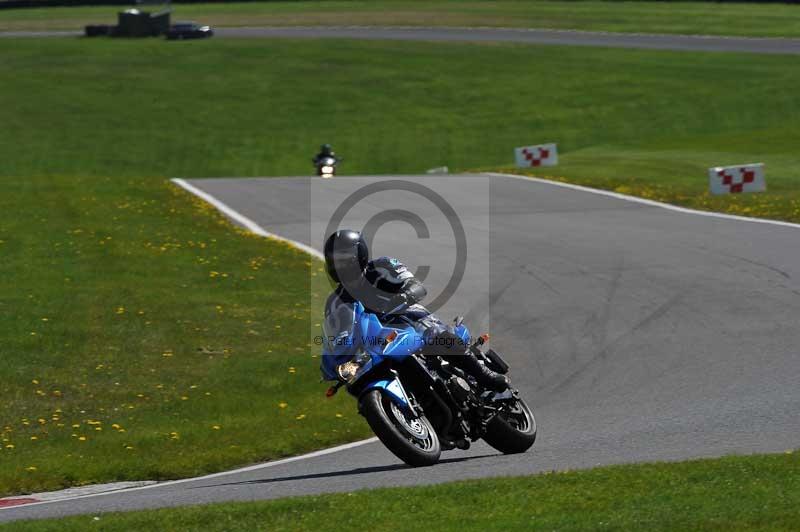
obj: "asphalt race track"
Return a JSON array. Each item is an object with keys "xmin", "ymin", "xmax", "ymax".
[
  {"xmin": 215, "ymin": 26, "xmax": 800, "ymax": 55},
  {"xmin": 2, "ymin": 26, "xmax": 800, "ymax": 55},
  {"xmin": 3, "ymin": 173, "xmax": 799, "ymax": 522}
]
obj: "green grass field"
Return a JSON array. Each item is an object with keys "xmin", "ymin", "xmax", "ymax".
[
  {"xmin": 4, "ymin": 38, "xmax": 800, "ymax": 221},
  {"xmin": 2, "ymin": 35, "xmax": 799, "ymax": 497},
  {"xmin": 2, "ymin": 0, "xmax": 800, "ymax": 37},
  {"xmin": 0, "ymin": 173, "xmax": 373, "ymax": 496},
  {"xmin": 4, "ymin": 451, "xmax": 799, "ymax": 531}
]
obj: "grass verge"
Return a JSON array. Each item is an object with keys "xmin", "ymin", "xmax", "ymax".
[
  {"xmin": 3, "ymin": 38, "xmax": 799, "ymax": 222},
  {"xmin": 4, "ymin": 451, "xmax": 799, "ymax": 531},
  {"xmin": 2, "ymin": 35, "xmax": 799, "ymax": 495},
  {"xmin": 494, "ymin": 140, "xmax": 800, "ymax": 223},
  {"xmin": 0, "ymin": 174, "xmax": 371, "ymax": 496},
  {"xmin": 1, "ymin": 0, "xmax": 800, "ymax": 38}
]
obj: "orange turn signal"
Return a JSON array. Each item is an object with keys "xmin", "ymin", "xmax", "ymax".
[
  {"xmin": 385, "ymin": 330, "xmax": 398, "ymax": 344},
  {"xmin": 479, "ymin": 333, "xmax": 490, "ymax": 345}
]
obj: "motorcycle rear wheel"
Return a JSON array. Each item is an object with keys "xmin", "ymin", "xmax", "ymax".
[
  {"xmin": 482, "ymin": 396, "xmax": 537, "ymax": 454},
  {"xmin": 360, "ymin": 390, "xmax": 441, "ymax": 467}
]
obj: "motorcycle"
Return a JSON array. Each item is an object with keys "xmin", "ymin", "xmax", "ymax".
[
  {"xmin": 315, "ymin": 156, "xmax": 338, "ymax": 178},
  {"xmin": 323, "ymin": 301, "xmax": 536, "ymax": 467}
]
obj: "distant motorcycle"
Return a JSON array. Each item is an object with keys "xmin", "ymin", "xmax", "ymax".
[
  {"xmin": 315, "ymin": 156, "xmax": 339, "ymax": 178},
  {"xmin": 323, "ymin": 302, "xmax": 537, "ymax": 467}
]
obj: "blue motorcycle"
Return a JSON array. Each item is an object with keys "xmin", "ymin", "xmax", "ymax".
[{"xmin": 322, "ymin": 301, "xmax": 536, "ymax": 467}]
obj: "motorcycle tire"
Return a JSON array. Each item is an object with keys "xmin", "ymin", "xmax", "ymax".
[
  {"xmin": 482, "ymin": 396, "xmax": 537, "ymax": 454},
  {"xmin": 360, "ymin": 389, "xmax": 441, "ymax": 467}
]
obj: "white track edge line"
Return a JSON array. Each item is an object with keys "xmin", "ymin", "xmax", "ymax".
[
  {"xmin": 0, "ymin": 438, "xmax": 379, "ymax": 512},
  {"xmin": 484, "ymin": 172, "xmax": 800, "ymax": 229},
  {"xmin": 171, "ymin": 177, "xmax": 325, "ymax": 259}
]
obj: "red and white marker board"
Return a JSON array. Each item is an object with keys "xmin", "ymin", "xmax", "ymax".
[
  {"xmin": 515, "ymin": 143, "xmax": 558, "ymax": 168},
  {"xmin": 708, "ymin": 163, "xmax": 766, "ymax": 195}
]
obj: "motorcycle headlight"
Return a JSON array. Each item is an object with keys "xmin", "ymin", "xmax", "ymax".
[
  {"xmin": 336, "ymin": 360, "xmax": 360, "ymax": 382},
  {"xmin": 336, "ymin": 352, "xmax": 370, "ymax": 383},
  {"xmin": 321, "ymin": 165, "xmax": 334, "ymax": 174}
]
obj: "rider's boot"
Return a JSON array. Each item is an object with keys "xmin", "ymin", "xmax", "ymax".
[
  {"xmin": 454, "ymin": 353, "xmax": 509, "ymax": 392},
  {"xmin": 424, "ymin": 326, "xmax": 509, "ymax": 392}
]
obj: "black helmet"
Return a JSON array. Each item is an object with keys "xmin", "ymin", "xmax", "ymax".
[
  {"xmin": 324, "ymin": 230, "xmax": 368, "ymax": 284},
  {"xmin": 320, "ymin": 144, "xmax": 333, "ymax": 155}
]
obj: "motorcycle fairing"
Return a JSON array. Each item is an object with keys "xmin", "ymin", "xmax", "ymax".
[
  {"xmin": 453, "ymin": 323, "xmax": 470, "ymax": 346},
  {"xmin": 320, "ymin": 298, "xmax": 470, "ymax": 421}
]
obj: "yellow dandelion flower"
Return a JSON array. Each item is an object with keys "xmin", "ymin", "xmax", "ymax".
[
  {"xmin": 26, "ymin": 466, "xmax": 37, "ymax": 472},
  {"xmin": 295, "ymin": 414, "xmax": 306, "ymax": 420},
  {"xmin": 32, "ymin": 379, "xmax": 39, "ymax": 385},
  {"xmin": 212, "ymin": 425, "xmax": 221, "ymax": 430},
  {"xmin": 78, "ymin": 436, "xmax": 87, "ymax": 441},
  {"xmin": 30, "ymin": 436, "xmax": 38, "ymax": 441},
  {"xmin": 5, "ymin": 444, "xmax": 14, "ymax": 449},
  {"xmin": 335, "ymin": 413, "xmax": 343, "ymax": 418},
  {"xmin": 278, "ymin": 402, "xmax": 288, "ymax": 409}
]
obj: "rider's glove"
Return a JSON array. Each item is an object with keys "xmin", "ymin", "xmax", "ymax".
[
  {"xmin": 384, "ymin": 292, "xmax": 408, "ymax": 314},
  {"xmin": 403, "ymin": 278, "xmax": 427, "ymax": 305}
]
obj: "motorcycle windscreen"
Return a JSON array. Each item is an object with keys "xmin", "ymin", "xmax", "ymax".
[{"xmin": 320, "ymin": 294, "xmax": 359, "ymax": 380}]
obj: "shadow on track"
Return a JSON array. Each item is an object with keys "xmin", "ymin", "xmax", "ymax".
[{"xmin": 193, "ymin": 453, "xmax": 499, "ymax": 490}]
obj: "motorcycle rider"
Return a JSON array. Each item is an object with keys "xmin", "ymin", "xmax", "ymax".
[
  {"xmin": 320, "ymin": 229, "xmax": 508, "ymax": 392},
  {"xmin": 312, "ymin": 144, "xmax": 339, "ymax": 166}
]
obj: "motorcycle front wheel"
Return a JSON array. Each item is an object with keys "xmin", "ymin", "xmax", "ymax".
[
  {"xmin": 360, "ymin": 389, "xmax": 441, "ymax": 467},
  {"xmin": 482, "ymin": 395, "xmax": 537, "ymax": 454}
]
